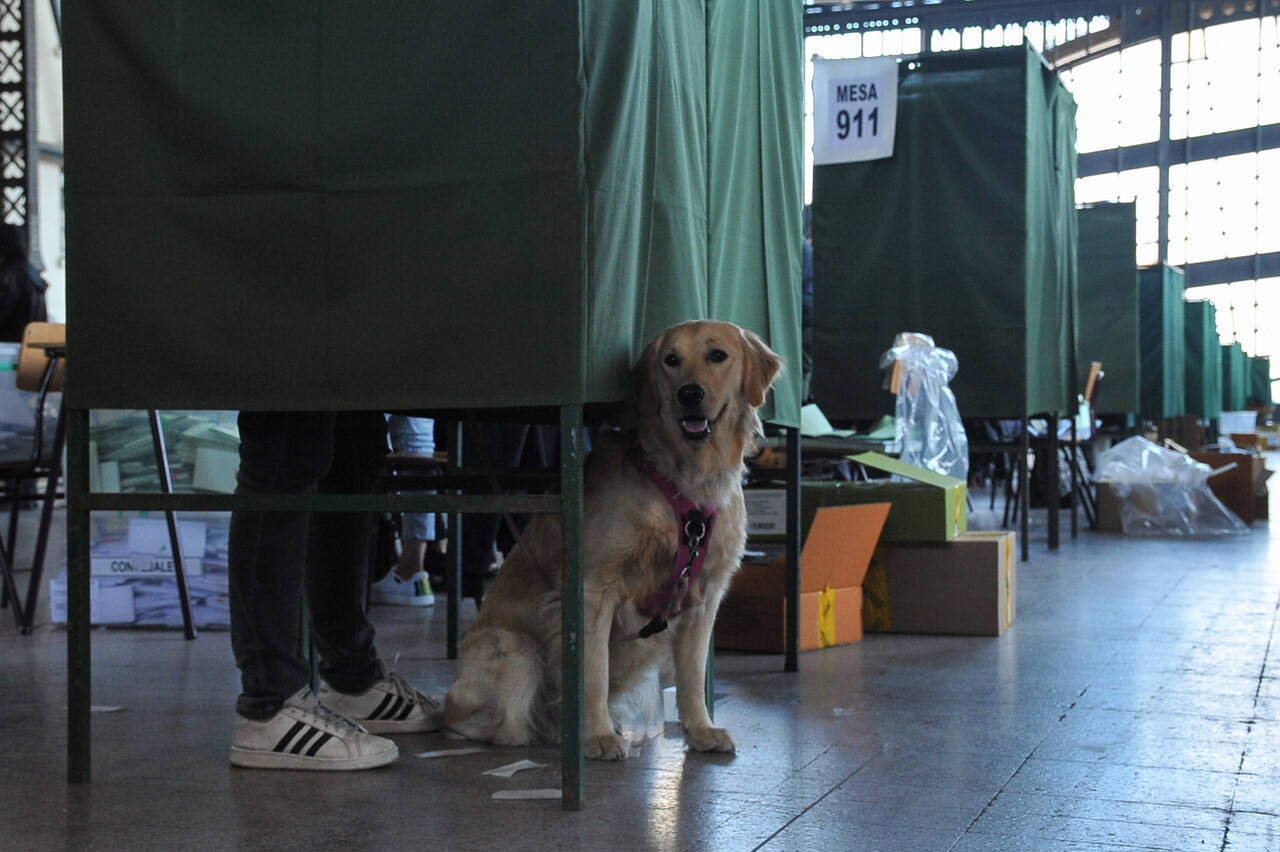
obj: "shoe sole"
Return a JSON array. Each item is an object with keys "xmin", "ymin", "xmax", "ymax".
[{"xmin": 230, "ymin": 742, "xmax": 399, "ymax": 771}]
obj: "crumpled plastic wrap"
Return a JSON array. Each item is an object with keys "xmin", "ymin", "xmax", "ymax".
[
  {"xmin": 1095, "ymin": 436, "xmax": 1249, "ymax": 536},
  {"xmin": 880, "ymin": 333, "xmax": 968, "ymax": 481}
]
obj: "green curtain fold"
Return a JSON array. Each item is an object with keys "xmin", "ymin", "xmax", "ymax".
[
  {"xmin": 1138, "ymin": 265, "xmax": 1187, "ymax": 420},
  {"xmin": 1077, "ymin": 203, "xmax": 1140, "ymax": 417},
  {"xmin": 1222, "ymin": 342, "xmax": 1250, "ymax": 412},
  {"xmin": 1249, "ymin": 357, "xmax": 1273, "ymax": 406},
  {"xmin": 1184, "ymin": 299, "xmax": 1222, "ymax": 420}
]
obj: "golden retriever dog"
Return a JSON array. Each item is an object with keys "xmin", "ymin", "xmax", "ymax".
[{"xmin": 443, "ymin": 320, "xmax": 782, "ymax": 760}]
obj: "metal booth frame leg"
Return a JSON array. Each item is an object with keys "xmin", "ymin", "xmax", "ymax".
[
  {"xmin": 67, "ymin": 407, "xmax": 92, "ymax": 783},
  {"xmin": 559, "ymin": 404, "xmax": 585, "ymax": 810}
]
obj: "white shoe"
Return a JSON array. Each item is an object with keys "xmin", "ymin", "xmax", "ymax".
[
  {"xmin": 370, "ymin": 570, "xmax": 435, "ymax": 607},
  {"xmin": 229, "ymin": 687, "xmax": 398, "ymax": 771},
  {"xmin": 318, "ymin": 670, "xmax": 443, "ymax": 734}
]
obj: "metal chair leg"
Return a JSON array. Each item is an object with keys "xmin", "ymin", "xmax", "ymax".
[
  {"xmin": 147, "ymin": 411, "xmax": 198, "ymax": 641},
  {"xmin": 19, "ymin": 398, "xmax": 68, "ymax": 634}
]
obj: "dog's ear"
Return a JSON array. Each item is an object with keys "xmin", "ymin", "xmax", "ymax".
[
  {"xmin": 630, "ymin": 332, "xmax": 664, "ymax": 418},
  {"xmin": 739, "ymin": 328, "xmax": 784, "ymax": 409}
]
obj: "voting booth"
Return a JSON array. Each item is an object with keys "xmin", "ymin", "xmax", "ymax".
[{"xmin": 62, "ymin": 2, "xmax": 805, "ymax": 804}]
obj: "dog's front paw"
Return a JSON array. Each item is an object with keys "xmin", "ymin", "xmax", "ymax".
[
  {"xmin": 585, "ymin": 731, "xmax": 630, "ymax": 761},
  {"xmin": 684, "ymin": 725, "xmax": 736, "ymax": 754}
]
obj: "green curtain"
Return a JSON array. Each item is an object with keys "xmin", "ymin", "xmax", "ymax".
[
  {"xmin": 1222, "ymin": 343, "xmax": 1250, "ymax": 412},
  {"xmin": 705, "ymin": 0, "xmax": 803, "ymax": 427},
  {"xmin": 812, "ymin": 45, "xmax": 1078, "ymax": 420},
  {"xmin": 1077, "ymin": 203, "xmax": 1139, "ymax": 416},
  {"xmin": 1249, "ymin": 357, "xmax": 1273, "ymax": 406},
  {"xmin": 64, "ymin": 2, "xmax": 803, "ymax": 422},
  {"xmin": 1183, "ymin": 299, "xmax": 1222, "ymax": 420},
  {"xmin": 1138, "ymin": 265, "xmax": 1186, "ymax": 420}
]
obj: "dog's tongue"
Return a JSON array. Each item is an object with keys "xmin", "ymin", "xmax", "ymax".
[{"xmin": 682, "ymin": 418, "xmax": 709, "ymax": 435}]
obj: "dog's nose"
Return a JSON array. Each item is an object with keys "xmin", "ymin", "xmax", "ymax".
[{"xmin": 677, "ymin": 384, "xmax": 705, "ymax": 408}]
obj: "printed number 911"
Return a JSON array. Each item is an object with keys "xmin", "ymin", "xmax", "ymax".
[{"xmin": 836, "ymin": 107, "xmax": 879, "ymax": 140}]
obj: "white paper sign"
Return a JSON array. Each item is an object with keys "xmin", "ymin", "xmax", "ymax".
[{"xmin": 812, "ymin": 57, "xmax": 898, "ymax": 165}]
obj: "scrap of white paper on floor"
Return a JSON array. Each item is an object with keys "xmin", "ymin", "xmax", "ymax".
[
  {"xmin": 416, "ymin": 747, "xmax": 489, "ymax": 759},
  {"xmin": 482, "ymin": 759, "xmax": 547, "ymax": 778},
  {"xmin": 492, "ymin": 789, "xmax": 561, "ymax": 800}
]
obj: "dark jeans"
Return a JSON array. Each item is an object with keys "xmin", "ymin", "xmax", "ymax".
[{"xmin": 228, "ymin": 410, "xmax": 387, "ymax": 720}]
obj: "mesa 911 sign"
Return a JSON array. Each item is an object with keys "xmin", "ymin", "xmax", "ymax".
[{"xmin": 812, "ymin": 57, "xmax": 899, "ymax": 165}]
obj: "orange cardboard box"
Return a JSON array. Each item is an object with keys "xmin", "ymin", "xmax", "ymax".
[{"xmin": 715, "ymin": 503, "xmax": 890, "ymax": 653}]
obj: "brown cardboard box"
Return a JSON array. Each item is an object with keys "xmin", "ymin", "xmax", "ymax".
[
  {"xmin": 1094, "ymin": 482, "xmax": 1123, "ymax": 532},
  {"xmin": 862, "ymin": 531, "xmax": 1017, "ymax": 636},
  {"xmin": 715, "ymin": 503, "xmax": 890, "ymax": 653},
  {"xmin": 1188, "ymin": 452, "xmax": 1264, "ymax": 524},
  {"xmin": 1229, "ymin": 432, "xmax": 1264, "ymax": 451}
]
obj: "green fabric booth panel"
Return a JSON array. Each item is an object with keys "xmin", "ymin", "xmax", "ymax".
[
  {"xmin": 1249, "ymin": 357, "xmax": 1273, "ymax": 406},
  {"xmin": 1221, "ymin": 343, "xmax": 1250, "ymax": 413},
  {"xmin": 1183, "ymin": 299, "xmax": 1223, "ymax": 420},
  {"xmin": 63, "ymin": 2, "xmax": 804, "ymax": 426},
  {"xmin": 1077, "ymin": 202, "xmax": 1139, "ymax": 417},
  {"xmin": 812, "ymin": 45, "xmax": 1079, "ymax": 420},
  {"xmin": 1138, "ymin": 265, "xmax": 1186, "ymax": 420}
]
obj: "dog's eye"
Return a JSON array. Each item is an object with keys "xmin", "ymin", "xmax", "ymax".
[
  {"xmin": 709, "ymin": 349, "xmax": 728, "ymax": 363},
  {"xmin": 663, "ymin": 353, "xmax": 680, "ymax": 367}
]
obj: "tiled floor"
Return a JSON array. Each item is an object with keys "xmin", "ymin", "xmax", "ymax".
[{"xmin": 3, "ymin": 466, "xmax": 1278, "ymax": 851}]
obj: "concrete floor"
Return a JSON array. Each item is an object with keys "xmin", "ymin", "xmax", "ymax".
[{"xmin": 2, "ymin": 470, "xmax": 1279, "ymax": 852}]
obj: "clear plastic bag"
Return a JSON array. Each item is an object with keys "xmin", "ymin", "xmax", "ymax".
[
  {"xmin": 1095, "ymin": 436, "xmax": 1249, "ymax": 536},
  {"xmin": 879, "ymin": 332, "xmax": 968, "ymax": 481}
]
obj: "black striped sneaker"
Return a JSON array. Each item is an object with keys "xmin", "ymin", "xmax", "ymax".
[
  {"xmin": 229, "ymin": 687, "xmax": 398, "ymax": 771},
  {"xmin": 317, "ymin": 670, "xmax": 443, "ymax": 734}
]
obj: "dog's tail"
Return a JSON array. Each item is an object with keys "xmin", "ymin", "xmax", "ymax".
[{"xmin": 443, "ymin": 626, "xmax": 558, "ymax": 746}]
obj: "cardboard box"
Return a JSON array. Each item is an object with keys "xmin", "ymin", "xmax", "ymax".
[
  {"xmin": 127, "ymin": 517, "xmax": 207, "ymax": 558},
  {"xmin": 1188, "ymin": 452, "xmax": 1263, "ymax": 525},
  {"xmin": 716, "ymin": 503, "xmax": 890, "ymax": 653},
  {"xmin": 1228, "ymin": 432, "xmax": 1264, "ymax": 451},
  {"xmin": 48, "ymin": 576, "xmax": 137, "ymax": 625},
  {"xmin": 90, "ymin": 555, "xmax": 204, "ymax": 578},
  {"xmin": 798, "ymin": 453, "xmax": 967, "ymax": 543},
  {"xmin": 862, "ymin": 531, "xmax": 1017, "ymax": 636},
  {"xmin": 1094, "ymin": 482, "xmax": 1123, "ymax": 532}
]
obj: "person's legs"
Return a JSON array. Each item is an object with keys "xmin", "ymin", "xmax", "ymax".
[
  {"xmin": 306, "ymin": 410, "xmax": 387, "ymax": 695},
  {"xmin": 384, "ymin": 414, "xmax": 435, "ymax": 573},
  {"xmin": 383, "ymin": 415, "xmax": 437, "ymax": 594},
  {"xmin": 304, "ymin": 411, "xmax": 443, "ymax": 734},
  {"xmin": 229, "ymin": 410, "xmax": 335, "ymax": 721}
]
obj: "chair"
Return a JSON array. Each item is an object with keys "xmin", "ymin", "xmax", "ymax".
[{"xmin": 0, "ymin": 322, "xmax": 66, "ymax": 634}]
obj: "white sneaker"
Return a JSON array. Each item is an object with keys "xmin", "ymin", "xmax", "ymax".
[
  {"xmin": 318, "ymin": 670, "xmax": 443, "ymax": 734},
  {"xmin": 229, "ymin": 687, "xmax": 398, "ymax": 771},
  {"xmin": 370, "ymin": 570, "xmax": 435, "ymax": 607}
]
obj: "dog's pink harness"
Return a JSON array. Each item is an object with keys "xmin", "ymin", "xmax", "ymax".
[{"xmin": 628, "ymin": 443, "xmax": 717, "ymax": 639}]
